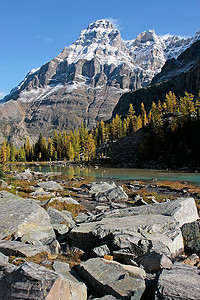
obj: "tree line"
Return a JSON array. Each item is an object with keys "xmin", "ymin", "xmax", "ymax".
[
  {"xmin": 0, "ymin": 91, "xmax": 199, "ymax": 163},
  {"xmin": 0, "ymin": 125, "xmax": 96, "ymax": 163}
]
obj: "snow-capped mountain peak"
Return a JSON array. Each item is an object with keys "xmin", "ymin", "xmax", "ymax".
[
  {"xmin": 60, "ymin": 19, "xmax": 129, "ymax": 67},
  {"xmin": 1, "ymin": 19, "xmax": 199, "ymax": 146},
  {"xmin": 4, "ymin": 19, "xmax": 200, "ymax": 99},
  {"xmin": 74, "ymin": 19, "xmax": 120, "ymax": 47},
  {"xmin": 87, "ymin": 19, "xmax": 115, "ymax": 30}
]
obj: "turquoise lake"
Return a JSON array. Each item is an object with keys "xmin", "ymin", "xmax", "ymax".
[{"xmin": 30, "ymin": 165, "xmax": 200, "ymax": 186}]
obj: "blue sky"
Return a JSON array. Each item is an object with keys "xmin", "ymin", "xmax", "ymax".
[{"xmin": 0, "ymin": 0, "xmax": 199, "ymax": 98}]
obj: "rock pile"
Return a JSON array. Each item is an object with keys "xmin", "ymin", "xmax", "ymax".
[{"xmin": 0, "ymin": 178, "xmax": 199, "ymax": 299}]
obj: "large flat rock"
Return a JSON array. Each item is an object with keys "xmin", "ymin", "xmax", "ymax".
[
  {"xmin": 76, "ymin": 258, "xmax": 145, "ymax": 299},
  {"xmin": 70, "ymin": 197, "xmax": 198, "ymax": 258},
  {"xmin": 103, "ymin": 197, "xmax": 199, "ymax": 227},
  {"xmin": 156, "ymin": 262, "xmax": 200, "ymax": 300},
  {"xmin": 0, "ymin": 261, "xmax": 87, "ymax": 300},
  {"xmin": 0, "ymin": 191, "xmax": 55, "ymax": 245},
  {"xmin": 69, "ymin": 214, "xmax": 183, "ymax": 257}
]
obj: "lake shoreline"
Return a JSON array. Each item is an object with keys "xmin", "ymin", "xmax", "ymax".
[
  {"xmin": 3, "ymin": 161, "xmax": 200, "ymax": 188},
  {"xmin": 2, "ymin": 164, "xmax": 200, "ymax": 215},
  {"xmin": 4, "ymin": 159, "xmax": 200, "ymax": 173}
]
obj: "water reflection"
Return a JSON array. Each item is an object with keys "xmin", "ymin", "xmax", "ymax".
[{"xmin": 28, "ymin": 164, "xmax": 200, "ymax": 186}]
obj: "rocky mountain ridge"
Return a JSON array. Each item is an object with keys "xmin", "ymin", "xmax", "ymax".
[
  {"xmin": 0, "ymin": 19, "xmax": 199, "ymax": 145},
  {"xmin": 113, "ymin": 39, "xmax": 200, "ymax": 118}
]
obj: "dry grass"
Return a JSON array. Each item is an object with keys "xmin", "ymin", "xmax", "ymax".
[
  {"xmin": 9, "ymin": 249, "xmax": 82, "ymax": 270},
  {"xmin": 154, "ymin": 181, "xmax": 195, "ymax": 190},
  {"xmin": 43, "ymin": 200, "xmax": 87, "ymax": 217},
  {"xmin": 62, "ymin": 179, "xmax": 90, "ymax": 189},
  {"xmin": 127, "ymin": 188, "xmax": 175, "ymax": 204}
]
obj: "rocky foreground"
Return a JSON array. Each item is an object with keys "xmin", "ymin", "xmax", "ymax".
[{"xmin": 0, "ymin": 169, "xmax": 200, "ymax": 299}]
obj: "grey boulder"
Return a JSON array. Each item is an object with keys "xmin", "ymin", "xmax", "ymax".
[
  {"xmin": 30, "ymin": 188, "xmax": 55, "ymax": 197},
  {"xmin": 37, "ymin": 181, "xmax": 63, "ymax": 191},
  {"xmin": 47, "ymin": 206, "xmax": 75, "ymax": 234},
  {"xmin": 89, "ymin": 181, "xmax": 116, "ymax": 195},
  {"xmin": 76, "ymin": 258, "xmax": 145, "ymax": 299},
  {"xmin": 181, "ymin": 219, "xmax": 200, "ymax": 255},
  {"xmin": 135, "ymin": 251, "xmax": 173, "ymax": 274},
  {"xmin": 95, "ymin": 186, "xmax": 128, "ymax": 203},
  {"xmin": 75, "ymin": 213, "xmax": 90, "ymax": 223},
  {"xmin": 53, "ymin": 260, "xmax": 70, "ymax": 275},
  {"xmin": 49, "ymin": 196, "xmax": 79, "ymax": 205},
  {"xmin": 156, "ymin": 262, "xmax": 200, "ymax": 300},
  {"xmin": 0, "ymin": 261, "xmax": 87, "ymax": 300},
  {"xmin": 0, "ymin": 191, "xmax": 55, "ymax": 245},
  {"xmin": 92, "ymin": 244, "xmax": 110, "ymax": 257}
]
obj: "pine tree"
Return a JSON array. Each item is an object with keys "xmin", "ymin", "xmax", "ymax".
[
  {"xmin": 6, "ymin": 143, "xmax": 11, "ymax": 161},
  {"xmin": 53, "ymin": 130, "xmax": 58, "ymax": 151},
  {"xmin": 41, "ymin": 137, "xmax": 47, "ymax": 161},
  {"xmin": 70, "ymin": 130, "xmax": 80, "ymax": 160},
  {"xmin": 47, "ymin": 138, "xmax": 54, "ymax": 161},
  {"xmin": 162, "ymin": 102, "xmax": 167, "ymax": 114},
  {"xmin": 165, "ymin": 91, "xmax": 178, "ymax": 113},
  {"xmin": 149, "ymin": 102, "xmax": 157, "ymax": 128},
  {"xmin": 136, "ymin": 116, "xmax": 143, "ymax": 130},
  {"xmin": 79, "ymin": 123, "xmax": 87, "ymax": 151},
  {"xmin": 179, "ymin": 92, "xmax": 195, "ymax": 122},
  {"xmin": 87, "ymin": 133, "xmax": 96, "ymax": 160},
  {"xmin": 140, "ymin": 103, "xmax": 148, "ymax": 127},
  {"xmin": 111, "ymin": 114, "xmax": 123, "ymax": 139},
  {"xmin": 25, "ymin": 138, "xmax": 31, "ymax": 161},
  {"xmin": 57, "ymin": 133, "xmax": 63, "ymax": 159},
  {"xmin": 18, "ymin": 147, "xmax": 26, "ymax": 162},
  {"xmin": 94, "ymin": 126, "xmax": 99, "ymax": 145},
  {"xmin": 99, "ymin": 120, "xmax": 106, "ymax": 144},
  {"xmin": 33, "ymin": 133, "xmax": 43, "ymax": 161},
  {"xmin": 68, "ymin": 142, "xmax": 74, "ymax": 161},
  {"xmin": 122, "ymin": 118, "xmax": 128, "ymax": 136},
  {"xmin": 82, "ymin": 133, "xmax": 96, "ymax": 161},
  {"xmin": 62, "ymin": 133, "xmax": 70, "ymax": 159},
  {"xmin": 127, "ymin": 104, "xmax": 137, "ymax": 133},
  {"xmin": 54, "ymin": 150, "xmax": 58, "ymax": 161},
  {"xmin": 0, "ymin": 140, "xmax": 7, "ymax": 163},
  {"xmin": 10, "ymin": 144, "xmax": 16, "ymax": 162},
  {"xmin": 105, "ymin": 123, "xmax": 110, "ymax": 142},
  {"xmin": 149, "ymin": 101, "xmax": 163, "ymax": 132}
]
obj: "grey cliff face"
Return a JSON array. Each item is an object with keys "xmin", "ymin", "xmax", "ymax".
[{"xmin": 0, "ymin": 19, "xmax": 199, "ymax": 145}]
